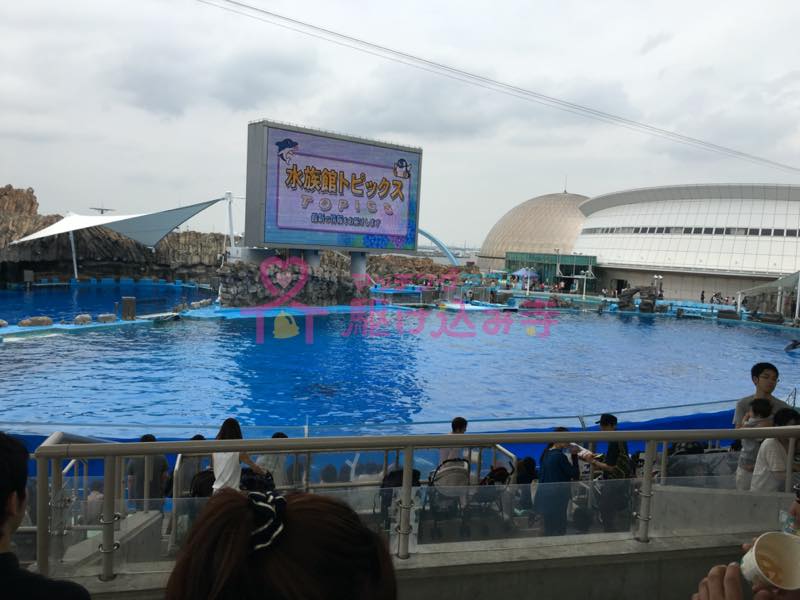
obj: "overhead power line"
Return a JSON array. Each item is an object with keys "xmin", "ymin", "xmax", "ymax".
[{"xmin": 198, "ymin": 0, "xmax": 800, "ymax": 174}]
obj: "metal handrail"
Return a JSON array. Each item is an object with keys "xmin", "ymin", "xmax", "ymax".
[
  {"xmin": 33, "ymin": 425, "xmax": 800, "ymax": 580},
  {"xmin": 33, "ymin": 426, "xmax": 800, "ymax": 458}
]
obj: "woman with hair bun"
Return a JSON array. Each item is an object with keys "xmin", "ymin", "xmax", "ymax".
[{"xmin": 166, "ymin": 489, "xmax": 396, "ymax": 600}]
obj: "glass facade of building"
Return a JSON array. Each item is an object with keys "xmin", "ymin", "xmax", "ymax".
[{"xmin": 505, "ymin": 252, "xmax": 598, "ymax": 291}]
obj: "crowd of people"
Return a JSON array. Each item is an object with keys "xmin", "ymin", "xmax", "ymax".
[
  {"xmin": 2, "ymin": 361, "xmax": 799, "ymax": 598},
  {"xmin": 701, "ymin": 290, "xmax": 737, "ymax": 305}
]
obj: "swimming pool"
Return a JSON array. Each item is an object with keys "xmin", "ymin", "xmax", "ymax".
[
  {"xmin": 0, "ymin": 284, "xmax": 215, "ymax": 323},
  {"xmin": 1, "ymin": 301, "xmax": 798, "ymax": 437}
]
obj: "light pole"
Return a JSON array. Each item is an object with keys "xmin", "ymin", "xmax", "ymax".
[{"xmin": 653, "ymin": 274, "xmax": 663, "ymax": 297}]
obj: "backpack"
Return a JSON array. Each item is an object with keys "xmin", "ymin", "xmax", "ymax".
[
  {"xmin": 607, "ymin": 442, "xmax": 634, "ymax": 479},
  {"xmin": 189, "ymin": 468, "xmax": 215, "ymax": 498},
  {"xmin": 479, "ymin": 465, "xmax": 512, "ymax": 486},
  {"xmin": 378, "ymin": 468, "xmax": 420, "ymax": 527}
]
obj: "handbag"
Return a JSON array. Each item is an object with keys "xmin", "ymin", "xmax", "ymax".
[{"xmin": 240, "ymin": 467, "xmax": 276, "ymax": 493}]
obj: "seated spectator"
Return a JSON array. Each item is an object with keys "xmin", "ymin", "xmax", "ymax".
[
  {"xmin": 165, "ymin": 489, "xmax": 396, "ymax": 600},
  {"xmin": 320, "ymin": 464, "xmax": 338, "ymax": 483},
  {"xmin": 735, "ymin": 398, "xmax": 773, "ymax": 491},
  {"xmin": 213, "ymin": 418, "xmax": 265, "ymax": 494},
  {"xmin": 256, "ymin": 432, "xmax": 288, "ymax": 489},
  {"xmin": 84, "ymin": 480, "xmax": 104, "ymax": 524},
  {"xmin": 439, "ymin": 416, "xmax": 468, "ymax": 464},
  {"xmin": 751, "ymin": 408, "xmax": 800, "ymax": 493},
  {"xmin": 0, "ymin": 432, "xmax": 90, "ymax": 599},
  {"xmin": 338, "ymin": 463, "xmax": 352, "ymax": 483},
  {"xmin": 516, "ymin": 457, "xmax": 537, "ymax": 510},
  {"xmin": 127, "ymin": 433, "xmax": 169, "ymax": 511},
  {"xmin": 356, "ymin": 462, "xmax": 383, "ymax": 483}
]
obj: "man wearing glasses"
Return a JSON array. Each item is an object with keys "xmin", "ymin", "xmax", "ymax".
[{"xmin": 733, "ymin": 363, "xmax": 790, "ymax": 428}]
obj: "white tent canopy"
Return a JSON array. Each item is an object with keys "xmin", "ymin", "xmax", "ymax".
[
  {"xmin": 11, "ymin": 198, "xmax": 223, "ymax": 248},
  {"xmin": 738, "ymin": 270, "xmax": 800, "ymax": 321},
  {"xmin": 738, "ymin": 271, "xmax": 800, "ymax": 297}
]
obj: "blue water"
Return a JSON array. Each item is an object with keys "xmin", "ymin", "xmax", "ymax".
[
  {"xmin": 1, "ymin": 297, "xmax": 799, "ymax": 436},
  {"xmin": 0, "ymin": 285, "xmax": 214, "ymax": 323}
]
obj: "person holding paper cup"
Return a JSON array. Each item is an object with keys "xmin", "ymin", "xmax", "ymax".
[{"xmin": 692, "ymin": 532, "xmax": 800, "ymax": 599}]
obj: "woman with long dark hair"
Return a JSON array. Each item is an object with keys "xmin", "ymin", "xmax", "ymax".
[
  {"xmin": 165, "ymin": 490, "xmax": 397, "ymax": 600},
  {"xmin": 212, "ymin": 418, "xmax": 264, "ymax": 493}
]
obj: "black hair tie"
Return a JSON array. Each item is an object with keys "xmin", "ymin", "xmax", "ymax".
[{"xmin": 248, "ymin": 491, "xmax": 287, "ymax": 552}]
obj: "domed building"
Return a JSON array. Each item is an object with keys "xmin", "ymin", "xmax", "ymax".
[
  {"xmin": 477, "ymin": 183, "xmax": 800, "ymax": 302},
  {"xmin": 477, "ymin": 192, "xmax": 588, "ymax": 271}
]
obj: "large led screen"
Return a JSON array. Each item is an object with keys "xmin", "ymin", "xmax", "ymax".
[{"xmin": 246, "ymin": 121, "xmax": 421, "ymax": 251}]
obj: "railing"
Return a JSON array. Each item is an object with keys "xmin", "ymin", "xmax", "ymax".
[{"xmin": 31, "ymin": 425, "xmax": 800, "ymax": 581}]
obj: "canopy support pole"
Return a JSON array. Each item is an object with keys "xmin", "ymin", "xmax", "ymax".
[
  {"xmin": 69, "ymin": 230, "xmax": 78, "ymax": 280},
  {"xmin": 795, "ymin": 276, "xmax": 800, "ymax": 321},
  {"xmin": 225, "ymin": 190, "xmax": 241, "ymax": 262},
  {"xmin": 736, "ymin": 291, "xmax": 742, "ymax": 314}
]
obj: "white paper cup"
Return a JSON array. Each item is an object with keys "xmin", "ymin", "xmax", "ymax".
[{"xmin": 741, "ymin": 531, "xmax": 800, "ymax": 590}]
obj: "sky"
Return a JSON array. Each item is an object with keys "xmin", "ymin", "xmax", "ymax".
[{"xmin": 1, "ymin": 0, "xmax": 800, "ymax": 248}]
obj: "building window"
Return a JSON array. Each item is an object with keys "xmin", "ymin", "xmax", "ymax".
[
  {"xmin": 748, "ymin": 228, "xmax": 760, "ymax": 236},
  {"xmin": 703, "ymin": 227, "xmax": 713, "ymax": 234},
  {"xmin": 655, "ymin": 227, "xmax": 665, "ymax": 234},
  {"xmin": 713, "ymin": 227, "xmax": 724, "ymax": 235},
  {"xmin": 724, "ymin": 228, "xmax": 734, "ymax": 235},
  {"xmin": 647, "ymin": 227, "xmax": 656, "ymax": 233},
  {"xmin": 787, "ymin": 229, "xmax": 798, "ymax": 237},
  {"xmin": 773, "ymin": 228, "xmax": 785, "ymax": 236},
  {"xmin": 692, "ymin": 227, "xmax": 703, "ymax": 234},
  {"xmin": 683, "ymin": 227, "xmax": 693, "ymax": 234},
  {"xmin": 761, "ymin": 228, "xmax": 772, "ymax": 236}
]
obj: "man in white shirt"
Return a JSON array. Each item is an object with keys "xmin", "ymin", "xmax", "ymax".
[
  {"xmin": 750, "ymin": 408, "xmax": 800, "ymax": 492},
  {"xmin": 439, "ymin": 416, "xmax": 468, "ymax": 464},
  {"xmin": 732, "ymin": 363, "xmax": 789, "ymax": 428}
]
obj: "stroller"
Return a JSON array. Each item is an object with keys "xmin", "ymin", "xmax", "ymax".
[
  {"xmin": 464, "ymin": 461, "xmax": 515, "ymax": 535},
  {"xmin": 418, "ymin": 458, "xmax": 471, "ymax": 540}
]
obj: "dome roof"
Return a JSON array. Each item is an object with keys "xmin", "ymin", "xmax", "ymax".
[{"xmin": 478, "ymin": 192, "xmax": 588, "ymax": 270}]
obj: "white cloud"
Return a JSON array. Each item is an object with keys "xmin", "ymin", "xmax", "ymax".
[{"xmin": 1, "ymin": 0, "xmax": 799, "ymax": 248}]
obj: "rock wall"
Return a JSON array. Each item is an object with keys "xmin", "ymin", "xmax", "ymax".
[
  {"xmin": 218, "ymin": 260, "xmax": 367, "ymax": 307},
  {"xmin": 218, "ymin": 252, "xmax": 479, "ymax": 308},
  {"xmin": 367, "ymin": 254, "xmax": 479, "ymax": 282}
]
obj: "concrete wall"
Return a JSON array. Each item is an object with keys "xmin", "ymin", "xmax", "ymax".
[
  {"xmin": 77, "ymin": 532, "xmax": 750, "ymax": 600},
  {"xmin": 598, "ymin": 267, "xmax": 771, "ymax": 301},
  {"xmin": 397, "ymin": 534, "xmax": 746, "ymax": 600},
  {"xmin": 650, "ymin": 485, "xmax": 791, "ymax": 537}
]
